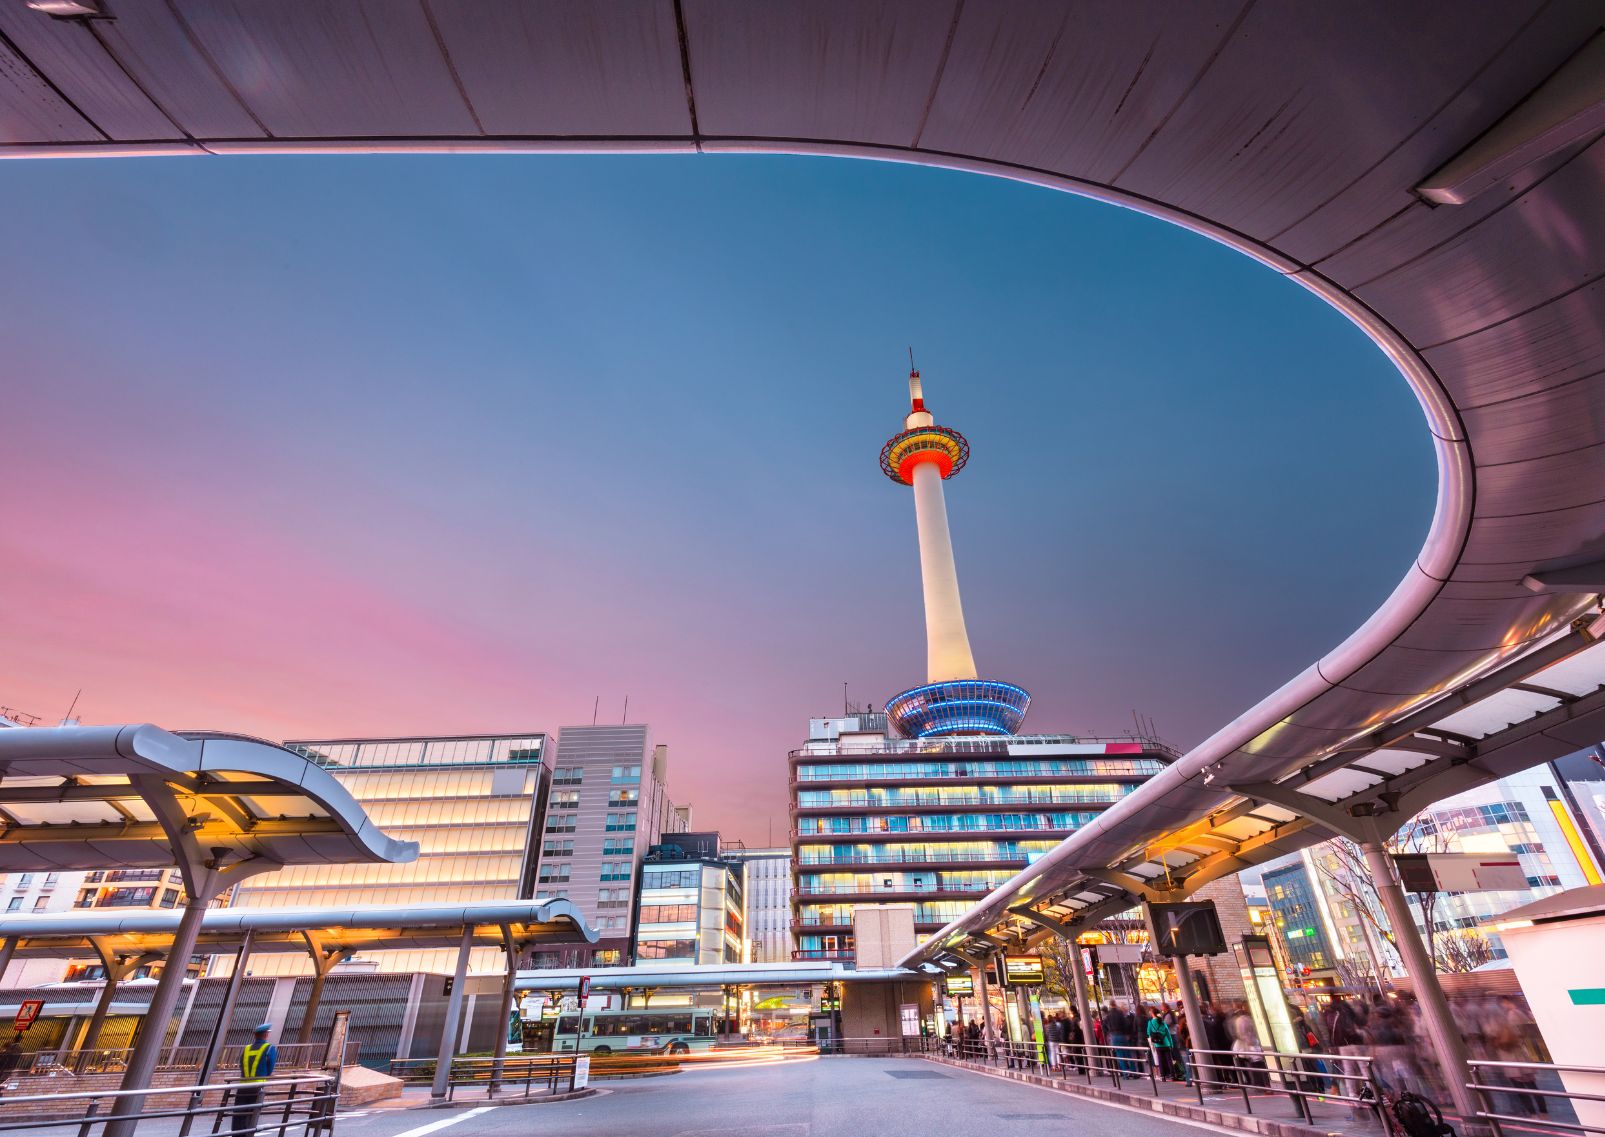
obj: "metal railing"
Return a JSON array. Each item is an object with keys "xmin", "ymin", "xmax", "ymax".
[
  {"xmin": 10, "ymin": 1043, "xmax": 350, "ymax": 1080},
  {"xmin": 0, "ymin": 1074, "xmax": 336, "ymax": 1137},
  {"xmin": 387, "ymin": 1055, "xmax": 583, "ymax": 1100},
  {"xmin": 1467, "ymin": 1058, "xmax": 1605, "ymax": 1137}
]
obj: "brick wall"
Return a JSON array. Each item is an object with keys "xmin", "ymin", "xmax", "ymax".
[{"xmin": 1180, "ymin": 877, "xmax": 1253, "ymax": 1005}]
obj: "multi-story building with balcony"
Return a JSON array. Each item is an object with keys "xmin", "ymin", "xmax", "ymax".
[{"xmin": 789, "ymin": 712, "xmax": 1174, "ymax": 960}]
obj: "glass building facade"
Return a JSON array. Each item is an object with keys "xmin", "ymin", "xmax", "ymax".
[
  {"xmin": 632, "ymin": 832, "xmax": 744, "ymax": 967},
  {"xmin": 789, "ymin": 714, "xmax": 1174, "ymax": 960},
  {"xmin": 226, "ymin": 732, "xmax": 549, "ymax": 975}
]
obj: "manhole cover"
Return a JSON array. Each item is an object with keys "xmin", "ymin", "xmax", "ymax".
[{"xmin": 884, "ymin": 1070, "xmax": 951, "ymax": 1079}]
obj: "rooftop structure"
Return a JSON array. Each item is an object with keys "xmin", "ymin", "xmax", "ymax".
[{"xmin": 880, "ymin": 369, "xmax": 1029, "ymax": 738}]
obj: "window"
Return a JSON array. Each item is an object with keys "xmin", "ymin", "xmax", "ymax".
[
  {"xmin": 538, "ymin": 863, "xmax": 571, "ymax": 884},
  {"xmin": 552, "ymin": 767, "xmax": 584, "ymax": 786},
  {"xmin": 597, "ymin": 888, "xmax": 629, "ymax": 909},
  {"xmin": 611, "ymin": 765, "xmax": 641, "ymax": 783},
  {"xmin": 602, "ymin": 838, "xmax": 633, "ymax": 856},
  {"xmin": 542, "ymin": 840, "xmax": 574, "ymax": 858},
  {"xmin": 550, "ymin": 791, "xmax": 580, "ymax": 810},
  {"xmin": 5, "ymin": 898, "xmax": 20, "ymax": 912},
  {"xmin": 644, "ymin": 869, "xmax": 700, "ymax": 889},
  {"xmin": 605, "ymin": 812, "xmax": 636, "ymax": 832},
  {"xmin": 639, "ymin": 904, "xmax": 696, "ymax": 923},
  {"xmin": 43, "ymin": 873, "xmax": 59, "ymax": 887},
  {"xmin": 636, "ymin": 939, "xmax": 696, "ymax": 960},
  {"xmin": 546, "ymin": 815, "xmax": 577, "ymax": 834},
  {"xmin": 16, "ymin": 874, "xmax": 33, "ymax": 888},
  {"xmin": 600, "ymin": 862, "xmax": 632, "ymax": 882},
  {"xmin": 32, "ymin": 896, "xmax": 49, "ymax": 911},
  {"xmin": 608, "ymin": 789, "xmax": 639, "ymax": 806}
]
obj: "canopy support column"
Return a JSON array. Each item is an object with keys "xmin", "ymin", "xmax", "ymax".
[
  {"xmin": 1360, "ymin": 840, "xmax": 1485, "ymax": 1130},
  {"xmin": 1067, "ymin": 942, "xmax": 1095, "ymax": 1070},
  {"xmin": 296, "ymin": 932, "xmax": 350, "ymax": 1047},
  {"xmin": 107, "ymin": 773, "xmax": 281, "ymax": 1137},
  {"xmin": 432, "ymin": 927, "xmax": 475, "ymax": 1101},
  {"xmin": 975, "ymin": 960, "xmax": 997, "ymax": 1043},
  {"xmin": 0, "ymin": 935, "xmax": 18, "ymax": 983},
  {"xmin": 80, "ymin": 943, "xmax": 159, "ymax": 1053},
  {"xmin": 1174, "ymin": 952, "xmax": 1207, "ymax": 1083},
  {"xmin": 490, "ymin": 925, "xmax": 520, "ymax": 1092},
  {"xmin": 196, "ymin": 929, "xmax": 254, "ymax": 1087}
]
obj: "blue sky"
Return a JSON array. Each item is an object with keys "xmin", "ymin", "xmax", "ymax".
[{"xmin": 0, "ymin": 152, "xmax": 1434, "ymax": 840}]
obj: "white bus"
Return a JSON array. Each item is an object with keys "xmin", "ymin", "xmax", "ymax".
[{"xmin": 552, "ymin": 1007, "xmax": 717, "ymax": 1055}]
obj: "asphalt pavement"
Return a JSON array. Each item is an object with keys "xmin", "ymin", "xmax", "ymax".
[{"xmin": 331, "ymin": 1056, "xmax": 1230, "ymax": 1137}]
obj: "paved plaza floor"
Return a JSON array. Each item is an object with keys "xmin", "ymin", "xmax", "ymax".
[{"xmin": 331, "ymin": 1056, "xmax": 1232, "ymax": 1137}]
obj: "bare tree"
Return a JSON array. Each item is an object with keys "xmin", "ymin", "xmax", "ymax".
[{"xmin": 1434, "ymin": 927, "xmax": 1498, "ymax": 973}]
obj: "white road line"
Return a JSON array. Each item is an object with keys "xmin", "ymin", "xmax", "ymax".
[{"xmin": 386, "ymin": 1105, "xmax": 497, "ymax": 1137}]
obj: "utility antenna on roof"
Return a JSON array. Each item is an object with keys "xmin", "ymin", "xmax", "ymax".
[{"xmin": 62, "ymin": 689, "xmax": 82, "ymax": 726}]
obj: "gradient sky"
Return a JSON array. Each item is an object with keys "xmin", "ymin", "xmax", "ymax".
[{"xmin": 0, "ymin": 153, "xmax": 1434, "ymax": 845}]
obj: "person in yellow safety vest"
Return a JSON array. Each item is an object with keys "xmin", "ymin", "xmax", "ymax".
[{"xmin": 230, "ymin": 1023, "xmax": 277, "ymax": 1135}]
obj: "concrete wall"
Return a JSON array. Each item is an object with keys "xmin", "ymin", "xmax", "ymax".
[
  {"xmin": 840, "ymin": 979, "xmax": 934, "ymax": 1044},
  {"xmin": 850, "ymin": 905, "xmax": 916, "ymax": 970}
]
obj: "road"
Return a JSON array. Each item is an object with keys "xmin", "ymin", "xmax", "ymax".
[{"xmin": 335, "ymin": 1056, "xmax": 1222, "ymax": 1137}]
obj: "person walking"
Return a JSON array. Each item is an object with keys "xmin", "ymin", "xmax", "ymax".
[
  {"xmin": 1146, "ymin": 1007, "xmax": 1179, "ymax": 1081},
  {"xmin": 231, "ymin": 1023, "xmax": 277, "ymax": 1135}
]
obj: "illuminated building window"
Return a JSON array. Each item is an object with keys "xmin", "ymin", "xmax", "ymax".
[
  {"xmin": 637, "ymin": 939, "xmax": 695, "ymax": 960},
  {"xmin": 640, "ymin": 904, "xmax": 697, "ymax": 922},
  {"xmin": 550, "ymin": 791, "xmax": 580, "ymax": 810},
  {"xmin": 608, "ymin": 789, "xmax": 639, "ymax": 806}
]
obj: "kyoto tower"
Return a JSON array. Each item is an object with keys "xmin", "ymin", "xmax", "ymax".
[{"xmin": 880, "ymin": 365, "xmax": 1031, "ymax": 737}]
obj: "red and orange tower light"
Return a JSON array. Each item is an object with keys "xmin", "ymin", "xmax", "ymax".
[{"xmin": 880, "ymin": 365, "xmax": 1030, "ymax": 737}]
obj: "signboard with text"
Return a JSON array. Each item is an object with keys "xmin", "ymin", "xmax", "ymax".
[
  {"xmin": 943, "ymin": 974, "xmax": 974, "ymax": 997},
  {"xmin": 998, "ymin": 955, "xmax": 1044, "ymax": 987}
]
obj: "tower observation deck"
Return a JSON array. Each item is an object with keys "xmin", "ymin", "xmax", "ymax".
[{"xmin": 880, "ymin": 368, "xmax": 1030, "ymax": 738}]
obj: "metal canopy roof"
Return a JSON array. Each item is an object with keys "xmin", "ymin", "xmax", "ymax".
[
  {"xmin": 0, "ymin": 899, "xmax": 596, "ymax": 959},
  {"xmin": 3, "ymin": 4, "xmax": 1605, "ymax": 971},
  {"xmin": 0, "ymin": 725, "xmax": 418, "ymax": 876}
]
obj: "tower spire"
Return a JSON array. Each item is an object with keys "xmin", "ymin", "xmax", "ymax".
[{"xmin": 877, "ymin": 362, "xmax": 1030, "ymax": 738}]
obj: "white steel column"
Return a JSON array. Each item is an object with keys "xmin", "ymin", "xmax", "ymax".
[
  {"xmin": 1361, "ymin": 841, "xmax": 1483, "ymax": 1126},
  {"xmin": 910, "ymin": 460, "xmax": 977, "ymax": 682},
  {"xmin": 432, "ymin": 928, "xmax": 475, "ymax": 1100}
]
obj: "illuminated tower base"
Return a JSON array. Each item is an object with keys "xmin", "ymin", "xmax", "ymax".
[{"xmin": 879, "ymin": 366, "xmax": 1030, "ymax": 738}]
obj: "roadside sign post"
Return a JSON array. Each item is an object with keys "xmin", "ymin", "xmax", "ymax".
[{"xmin": 14, "ymin": 1000, "xmax": 43, "ymax": 1033}]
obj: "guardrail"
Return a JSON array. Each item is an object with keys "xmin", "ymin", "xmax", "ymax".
[
  {"xmin": 388, "ymin": 1055, "xmax": 584, "ymax": 1100},
  {"xmin": 0, "ymin": 1073, "xmax": 336, "ymax": 1137},
  {"xmin": 1467, "ymin": 1058, "xmax": 1605, "ymax": 1137},
  {"xmin": 12, "ymin": 1043, "xmax": 350, "ymax": 1080}
]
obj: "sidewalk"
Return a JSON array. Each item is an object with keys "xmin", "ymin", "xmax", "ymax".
[{"xmin": 922, "ymin": 1054, "xmax": 1391, "ymax": 1137}]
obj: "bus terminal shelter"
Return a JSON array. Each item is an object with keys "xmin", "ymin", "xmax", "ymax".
[
  {"xmin": 0, "ymin": 899, "xmax": 596, "ymax": 1096},
  {"xmin": 0, "ymin": 724, "xmax": 426, "ymax": 1128}
]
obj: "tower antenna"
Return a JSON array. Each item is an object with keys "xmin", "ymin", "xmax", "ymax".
[
  {"xmin": 622, "ymin": 694, "xmax": 629, "ymax": 724},
  {"xmin": 62, "ymin": 689, "xmax": 82, "ymax": 725},
  {"xmin": 592, "ymin": 696, "xmax": 599, "ymax": 726},
  {"xmin": 908, "ymin": 346, "xmax": 916, "ymax": 372}
]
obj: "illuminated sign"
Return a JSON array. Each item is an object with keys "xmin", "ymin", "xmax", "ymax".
[
  {"xmin": 1000, "ymin": 955, "xmax": 1044, "ymax": 987},
  {"xmin": 944, "ymin": 975, "xmax": 974, "ymax": 996}
]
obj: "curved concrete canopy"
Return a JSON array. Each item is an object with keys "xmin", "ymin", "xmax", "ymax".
[
  {"xmin": 4, "ymin": 4, "xmax": 1605, "ymax": 959},
  {"xmin": 0, "ymin": 724, "xmax": 418, "ymax": 874},
  {"xmin": 0, "ymin": 898, "xmax": 596, "ymax": 958}
]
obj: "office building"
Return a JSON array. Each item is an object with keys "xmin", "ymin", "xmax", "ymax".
[
  {"xmin": 633, "ymin": 831, "xmax": 745, "ymax": 967},
  {"xmin": 790, "ymin": 713, "xmax": 1174, "ymax": 960},
  {"xmin": 1262, "ymin": 859, "xmax": 1339, "ymax": 976},
  {"xmin": 531, "ymin": 724, "xmax": 686, "ymax": 967},
  {"xmin": 228, "ymin": 732, "xmax": 550, "ymax": 975},
  {"xmin": 725, "ymin": 847, "xmax": 793, "ymax": 963}
]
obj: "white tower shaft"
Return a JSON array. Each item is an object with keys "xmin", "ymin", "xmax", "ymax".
[{"xmin": 910, "ymin": 459, "xmax": 979, "ymax": 682}]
